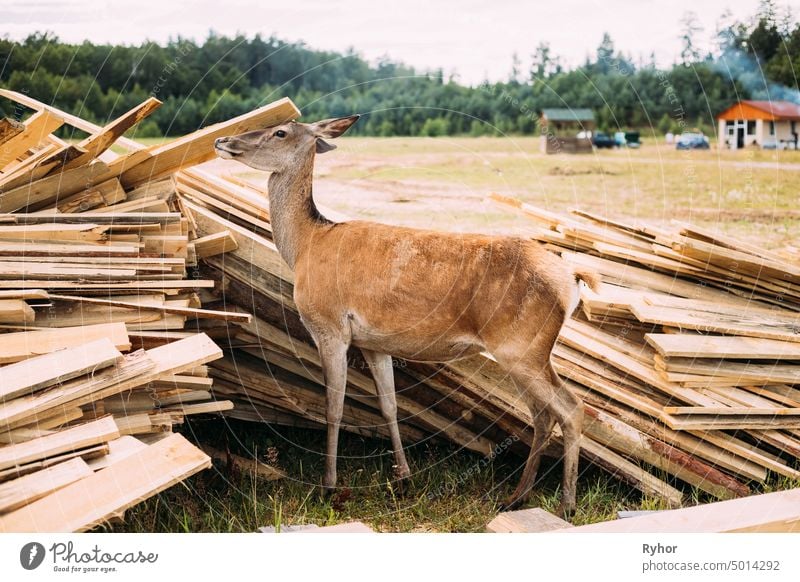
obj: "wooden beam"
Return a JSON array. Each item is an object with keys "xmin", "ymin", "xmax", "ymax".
[{"xmin": 0, "ymin": 433, "xmax": 210, "ymax": 532}]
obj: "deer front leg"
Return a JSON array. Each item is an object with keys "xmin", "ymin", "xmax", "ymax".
[
  {"xmin": 361, "ymin": 348, "xmax": 411, "ymax": 480},
  {"xmin": 319, "ymin": 339, "xmax": 349, "ymax": 492}
]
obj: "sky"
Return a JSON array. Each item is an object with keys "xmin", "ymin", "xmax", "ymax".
[{"xmin": 1, "ymin": 0, "xmax": 795, "ymax": 85}]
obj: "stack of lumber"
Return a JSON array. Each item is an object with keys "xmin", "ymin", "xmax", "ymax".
[
  {"xmin": 0, "ymin": 90, "xmax": 301, "ymax": 531},
  {"xmin": 4, "ymin": 88, "xmax": 800, "ymax": 522}
]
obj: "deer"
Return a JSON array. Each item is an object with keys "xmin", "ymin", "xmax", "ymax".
[{"xmin": 214, "ymin": 115, "xmax": 600, "ymax": 516}]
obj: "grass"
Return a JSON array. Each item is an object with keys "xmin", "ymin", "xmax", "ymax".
[
  {"xmin": 111, "ymin": 419, "xmax": 800, "ymax": 533},
  {"xmin": 112, "ymin": 419, "xmax": 684, "ymax": 533}
]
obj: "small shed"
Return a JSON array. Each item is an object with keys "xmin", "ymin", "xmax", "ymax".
[
  {"xmin": 717, "ymin": 100, "xmax": 800, "ymax": 150},
  {"xmin": 539, "ymin": 108, "xmax": 595, "ymax": 154}
]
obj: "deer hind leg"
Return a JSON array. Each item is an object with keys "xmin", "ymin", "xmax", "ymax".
[
  {"xmin": 361, "ymin": 348, "xmax": 411, "ymax": 479},
  {"xmin": 318, "ymin": 338, "xmax": 349, "ymax": 491},
  {"xmin": 501, "ymin": 396, "xmax": 554, "ymax": 511},
  {"xmin": 547, "ymin": 362, "xmax": 583, "ymax": 517},
  {"xmin": 491, "ymin": 328, "xmax": 582, "ymax": 516}
]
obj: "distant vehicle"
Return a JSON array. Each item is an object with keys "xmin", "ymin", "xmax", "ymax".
[
  {"xmin": 676, "ymin": 132, "xmax": 710, "ymax": 150},
  {"xmin": 592, "ymin": 132, "xmax": 616, "ymax": 148},
  {"xmin": 624, "ymin": 131, "xmax": 641, "ymax": 148},
  {"xmin": 614, "ymin": 131, "xmax": 641, "ymax": 148}
]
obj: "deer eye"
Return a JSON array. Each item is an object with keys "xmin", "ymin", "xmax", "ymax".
[{"xmin": 275, "ymin": 130, "xmax": 287, "ymax": 138}]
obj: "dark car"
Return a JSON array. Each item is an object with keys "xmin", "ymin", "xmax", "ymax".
[
  {"xmin": 676, "ymin": 132, "xmax": 709, "ymax": 150},
  {"xmin": 592, "ymin": 132, "xmax": 616, "ymax": 148}
]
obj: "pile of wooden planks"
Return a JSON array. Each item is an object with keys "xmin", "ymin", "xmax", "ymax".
[
  {"xmin": 4, "ymin": 88, "xmax": 800, "ymax": 528},
  {"xmin": 0, "ymin": 90, "xmax": 300, "ymax": 531}
]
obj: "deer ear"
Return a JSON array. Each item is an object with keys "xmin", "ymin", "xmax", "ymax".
[
  {"xmin": 311, "ymin": 115, "xmax": 360, "ymax": 139},
  {"xmin": 315, "ymin": 138, "xmax": 337, "ymax": 154}
]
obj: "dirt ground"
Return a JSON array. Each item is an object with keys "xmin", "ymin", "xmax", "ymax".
[{"xmin": 205, "ymin": 136, "xmax": 800, "ymax": 252}]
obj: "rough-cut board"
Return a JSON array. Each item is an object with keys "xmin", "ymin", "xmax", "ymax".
[
  {"xmin": 0, "ymin": 161, "xmax": 112, "ymax": 213},
  {"xmin": 0, "ymin": 298, "xmax": 35, "ymax": 324},
  {"xmin": 0, "ymin": 322, "xmax": 130, "ymax": 364},
  {"xmin": 60, "ymin": 98, "xmax": 162, "ymax": 171},
  {"xmin": 0, "ymin": 433, "xmax": 211, "ymax": 532},
  {"xmin": 0, "ymin": 416, "xmax": 120, "ymax": 471},
  {"xmin": 486, "ymin": 508, "xmax": 574, "ymax": 533},
  {"xmin": 559, "ymin": 488, "xmax": 800, "ymax": 532},
  {"xmin": 0, "ymin": 118, "xmax": 25, "ymax": 145},
  {"xmin": 192, "ymin": 230, "xmax": 238, "ymax": 258},
  {"xmin": 0, "ymin": 458, "xmax": 92, "ymax": 513},
  {"xmin": 0, "ymin": 109, "xmax": 64, "ymax": 169},
  {"xmin": 631, "ymin": 303, "xmax": 800, "ymax": 343},
  {"xmin": 0, "ymin": 338, "xmax": 123, "ymax": 401},
  {"xmin": 119, "ymin": 98, "xmax": 301, "ymax": 188},
  {"xmin": 85, "ymin": 436, "xmax": 147, "ymax": 471},
  {"xmin": 47, "ymin": 294, "xmax": 252, "ymax": 323},
  {"xmin": 646, "ymin": 333, "xmax": 800, "ymax": 360},
  {"xmin": 0, "ymin": 334, "xmax": 221, "ymax": 431}
]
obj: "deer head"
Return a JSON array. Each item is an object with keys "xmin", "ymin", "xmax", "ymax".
[{"xmin": 214, "ymin": 115, "xmax": 359, "ymax": 173}]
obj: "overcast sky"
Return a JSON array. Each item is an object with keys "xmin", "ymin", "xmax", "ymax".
[{"xmin": 1, "ymin": 0, "xmax": 794, "ymax": 84}]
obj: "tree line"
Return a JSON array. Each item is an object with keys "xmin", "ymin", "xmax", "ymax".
[{"xmin": 0, "ymin": 0, "xmax": 797, "ymax": 138}]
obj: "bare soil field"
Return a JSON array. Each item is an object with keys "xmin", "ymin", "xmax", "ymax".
[{"xmin": 205, "ymin": 136, "xmax": 800, "ymax": 255}]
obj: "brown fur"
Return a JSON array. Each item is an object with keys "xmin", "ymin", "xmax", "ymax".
[{"xmin": 215, "ymin": 116, "xmax": 598, "ymax": 516}]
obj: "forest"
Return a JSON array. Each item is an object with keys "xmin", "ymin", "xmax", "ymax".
[{"xmin": 0, "ymin": 1, "xmax": 798, "ymax": 138}]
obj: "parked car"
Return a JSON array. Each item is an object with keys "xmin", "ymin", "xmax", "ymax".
[
  {"xmin": 624, "ymin": 131, "xmax": 641, "ymax": 148},
  {"xmin": 592, "ymin": 132, "xmax": 616, "ymax": 148},
  {"xmin": 613, "ymin": 131, "xmax": 641, "ymax": 148},
  {"xmin": 676, "ymin": 132, "xmax": 710, "ymax": 150}
]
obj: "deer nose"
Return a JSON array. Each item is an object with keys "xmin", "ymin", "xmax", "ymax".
[{"xmin": 215, "ymin": 137, "xmax": 229, "ymax": 147}]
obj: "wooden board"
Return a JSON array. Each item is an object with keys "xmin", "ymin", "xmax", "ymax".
[
  {"xmin": 0, "ymin": 299, "xmax": 35, "ymax": 324},
  {"xmin": 0, "ymin": 322, "xmax": 130, "ymax": 364},
  {"xmin": 0, "ymin": 118, "xmax": 25, "ymax": 145},
  {"xmin": 0, "ymin": 338, "xmax": 123, "ymax": 401},
  {"xmin": 0, "ymin": 416, "xmax": 120, "ymax": 471},
  {"xmin": 193, "ymin": 230, "xmax": 238, "ymax": 258},
  {"xmin": 60, "ymin": 98, "xmax": 162, "ymax": 171},
  {"xmin": 631, "ymin": 302, "xmax": 800, "ymax": 344},
  {"xmin": 486, "ymin": 508, "xmax": 574, "ymax": 533},
  {"xmin": 646, "ymin": 333, "xmax": 800, "ymax": 360},
  {"xmin": 0, "ymin": 433, "xmax": 211, "ymax": 532},
  {"xmin": 0, "ymin": 458, "xmax": 92, "ymax": 513},
  {"xmin": 560, "ymin": 488, "xmax": 800, "ymax": 532},
  {"xmin": 0, "ymin": 110, "xmax": 64, "ymax": 169},
  {"xmin": 0, "ymin": 161, "xmax": 112, "ymax": 213}
]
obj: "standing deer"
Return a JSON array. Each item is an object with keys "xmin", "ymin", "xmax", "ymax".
[{"xmin": 214, "ymin": 116, "xmax": 599, "ymax": 515}]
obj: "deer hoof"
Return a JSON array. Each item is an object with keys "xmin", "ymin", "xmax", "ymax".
[
  {"xmin": 497, "ymin": 496, "xmax": 524, "ymax": 513},
  {"xmin": 555, "ymin": 502, "xmax": 576, "ymax": 521}
]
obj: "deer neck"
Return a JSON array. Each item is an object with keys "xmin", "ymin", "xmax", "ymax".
[{"xmin": 267, "ymin": 148, "xmax": 329, "ymax": 269}]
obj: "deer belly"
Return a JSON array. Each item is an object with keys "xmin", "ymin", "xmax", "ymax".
[{"xmin": 348, "ymin": 314, "xmax": 484, "ymax": 362}]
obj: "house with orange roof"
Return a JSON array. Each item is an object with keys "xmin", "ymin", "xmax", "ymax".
[{"xmin": 717, "ymin": 100, "xmax": 800, "ymax": 150}]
